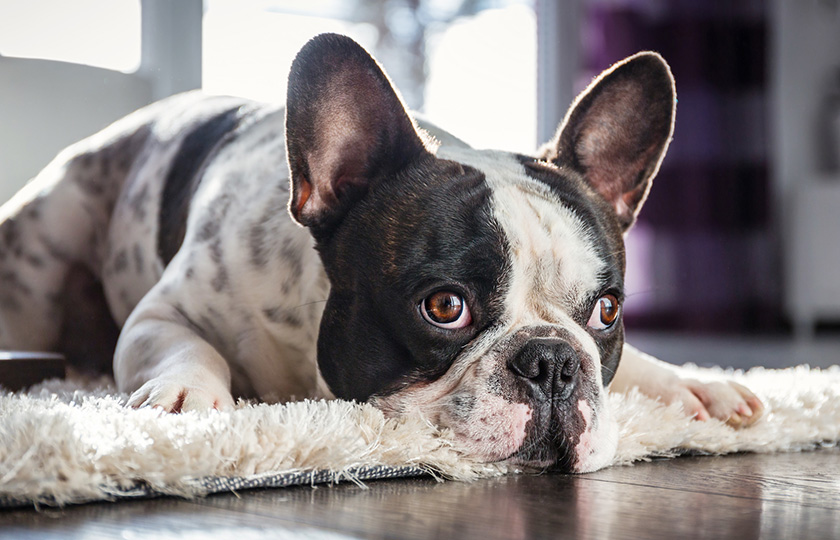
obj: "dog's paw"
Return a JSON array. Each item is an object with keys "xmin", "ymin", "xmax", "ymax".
[
  {"xmin": 668, "ymin": 378, "xmax": 764, "ymax": 428},
  {"xmin": 126, "ymin": 377, "xmax": 235, "ymax": 413}
]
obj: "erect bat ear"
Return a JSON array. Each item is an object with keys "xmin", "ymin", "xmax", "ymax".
[
  {"xmin": 540, "ymin": 52, "xmax": 676, "ymax": 231},
  {"xmin": 285, "ymin": 33, "xmax": 431, "ymax": 238}
]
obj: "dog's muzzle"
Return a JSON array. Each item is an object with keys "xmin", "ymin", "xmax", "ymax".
[{"xmin": 500, "ymin": 330, "xmax": 607, "ymax": 472}]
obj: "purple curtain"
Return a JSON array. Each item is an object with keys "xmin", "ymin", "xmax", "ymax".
[{"xmin": 581, "ymin": 0, "xmax": 779, "ymax": 333}]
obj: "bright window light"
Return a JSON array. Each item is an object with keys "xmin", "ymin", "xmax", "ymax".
[
  {"xmin": 202, "ymin": 0, "xmax": 374, "ymax": 105},
  {"xmin": 203, "ymin": 1, "xmax": 536, "ymax": 153},
  {"xmin": 425, "ymin": 5, "xmax": 537, "ymax": 154},
  {"xmin": 0, "ymin": 0, "xmax": 141, "ymax": 73}
]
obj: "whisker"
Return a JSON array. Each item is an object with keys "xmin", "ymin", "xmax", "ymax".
[{"xmin": 291, "ymin": 299, "xmax": 328, "ymax": 310}]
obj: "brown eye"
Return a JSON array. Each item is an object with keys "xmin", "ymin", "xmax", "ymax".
[
  {"xmin": 587, "ymin": 294, "xmax": 620, "ymax": 330},
  {"xmin": 421, "ymin": 291, "xmax": 472, "ymax": 329}
]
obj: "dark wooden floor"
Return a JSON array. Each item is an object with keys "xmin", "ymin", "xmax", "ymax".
[{"xmin": 2, "ymin": 447, "xmax": 839, "ymax": 539}]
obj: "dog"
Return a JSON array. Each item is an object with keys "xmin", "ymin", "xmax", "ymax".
[{"xmin": 0, "ymin": 34, "xmax": 762, "ymax": 472}]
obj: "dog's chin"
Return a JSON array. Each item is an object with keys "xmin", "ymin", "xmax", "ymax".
[
  {"xmin": 507, "ymin": 431, "xmax": 580, "ymax": 473},
  {"xmin": 450, "ymin": 430, "xmax": 592, "ymax": 474},
  {"xmin": 449, "ymin": 397, "xmax": 619, "ymax": 474}
]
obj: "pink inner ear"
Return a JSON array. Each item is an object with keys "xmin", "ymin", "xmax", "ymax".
[
  {"xmin": 294, "ymin": 177, "xmax": 312, "ymax": 217},
  {"xmin": 582, "ymin": 133, "xmax": 663, "ymax": 229}
]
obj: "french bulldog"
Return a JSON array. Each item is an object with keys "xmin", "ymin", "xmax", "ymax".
[{"xmin": 0, "ymin": 34, "xmax": 762, "ymax": 472}]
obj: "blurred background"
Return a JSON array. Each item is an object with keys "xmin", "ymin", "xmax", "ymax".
[{"xmin": 1, "ymin": 0, "xmax": 839, "ymax": 369}]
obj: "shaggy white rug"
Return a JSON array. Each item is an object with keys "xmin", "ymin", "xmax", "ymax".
[{"xmin": 2, "ymin": 364, "xmax": 839, "ymax": 508}]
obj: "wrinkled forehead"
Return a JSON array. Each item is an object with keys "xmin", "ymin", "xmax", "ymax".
[{"xmin": 436, "ymin": 147, "xmax": 609, "ymax": 323}]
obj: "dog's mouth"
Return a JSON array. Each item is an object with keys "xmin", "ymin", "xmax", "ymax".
[
  {"xmin": 437, "ymin": 388, "xmax": 606, "ymax": 473},
  {"xmin": 503, "ymin": 398, "xmax": 591, "ymax": 472},
  {"xmin": 375, "ymin": 383, "xmax": 615, "ymax": 473}
]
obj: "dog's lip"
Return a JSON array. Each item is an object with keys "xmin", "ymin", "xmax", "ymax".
[
  {"xmin": 480, "ymin": 451, "xmax": 550, "ymax": 470},
  {"xmin": 496, "ymin": 453, "xmax": 574, "ymax": 473}
]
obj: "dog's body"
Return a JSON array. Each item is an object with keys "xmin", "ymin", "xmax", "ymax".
[{"xmin": 0, "ymin": 35, "xmax": 762, "ymax": 472}]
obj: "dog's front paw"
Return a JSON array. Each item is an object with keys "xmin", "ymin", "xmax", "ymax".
[
  {"xmin": 126, "ymin": 377, "xmax": 235, "ymax": 412},
  {"xmin": 668, "ymin": 378, "xmax": 764, "ymax": 428}
]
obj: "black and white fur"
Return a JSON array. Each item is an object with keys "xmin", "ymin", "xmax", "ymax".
[{"xmin": 0, "ymin": 34, "xmax": 762, "ymax": 472}]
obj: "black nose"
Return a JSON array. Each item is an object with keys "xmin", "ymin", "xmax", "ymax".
[{"xmin": 508, "ymin": 339, "xmax": 580, "ymax": 401}]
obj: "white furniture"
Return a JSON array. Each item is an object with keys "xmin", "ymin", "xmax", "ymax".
[
  {"xmin": 0, "ymin": 57, "xmax": 153, "ymax": 203},
  {"xmin": 787, "ymin": 178, "xmax": 840, "ymax": 338}
]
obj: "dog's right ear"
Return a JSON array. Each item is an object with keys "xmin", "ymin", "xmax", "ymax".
[{"xmin": 285, "ymin": 33, "xmax": 431, "ymax": 237}]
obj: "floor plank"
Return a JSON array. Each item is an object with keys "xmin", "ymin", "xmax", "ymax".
[{"xmin": 2, "ymin": 447, "xmax": 839, "ymax": 539}]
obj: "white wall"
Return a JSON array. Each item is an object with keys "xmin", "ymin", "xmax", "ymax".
[
  {"xmin": 771, "ymin": 0, "xmax": 840, "ymax": 195},
  {"xmin": 772, "ymin": 0, "xmax": 840, "ymax": 331}
]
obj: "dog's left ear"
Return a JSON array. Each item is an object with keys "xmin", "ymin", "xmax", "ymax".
[
  {"xmin": 541, "ymin": 52, "xmax": 675, "ymax": 230},
  {"xmin": 285, "ymin": 33, "xmax": 431, "ymax": 237}
]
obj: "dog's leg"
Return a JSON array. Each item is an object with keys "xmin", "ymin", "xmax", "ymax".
[
  {"xmin": 115, "ymin": 294, "xmax": 235, "ymax": 412},
  {"xmin": 113, "ymin": 221, "xmax": 245, "ymax": 411},
  {"xmin": 610, "ymin": 344, "xmax": 764, "ymax": 428},
  {"xmin": 0, "ymin": 125, "xmax": 149, "ymax": 353}
]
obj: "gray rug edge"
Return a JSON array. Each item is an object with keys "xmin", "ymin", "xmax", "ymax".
[{"xmin": 0, "ymin": 464, "xmax": 429, "ymax": 510}]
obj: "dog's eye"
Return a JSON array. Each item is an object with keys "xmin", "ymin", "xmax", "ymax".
[
  {"xmin": 587, "ymin": 294, "xmax": 620, "ymax": 330},
  {"xmin": 420, "ymin": 291, "xmax": 472, "ymax": 329}
]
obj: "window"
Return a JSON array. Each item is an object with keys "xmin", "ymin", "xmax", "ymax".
[
  {"xmin": 0, "ymin": 0, "xmax": 141, "ymax": 72},
  {"xmin": 203, "ymin": 0, "xmax": 536, "ymax": 153}
]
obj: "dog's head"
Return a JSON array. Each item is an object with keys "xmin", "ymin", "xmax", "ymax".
[{"xmin": 285, "ymin": 34, "xmax": 674, "ymax": 472}]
